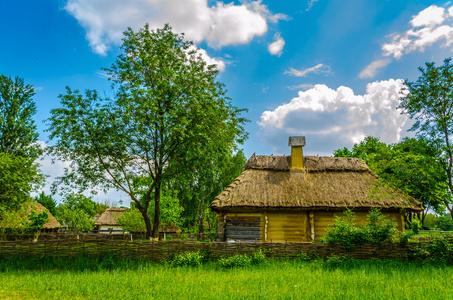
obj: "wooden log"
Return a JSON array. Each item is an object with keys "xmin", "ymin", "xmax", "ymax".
[{"xmin": 225, "ymin": 226, "xmax": 261, "ymax": 232}]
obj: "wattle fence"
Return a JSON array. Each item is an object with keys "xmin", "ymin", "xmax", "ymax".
[{"xmin": 0, "ymin": 232, "xmax": 442, "ymax": 261}]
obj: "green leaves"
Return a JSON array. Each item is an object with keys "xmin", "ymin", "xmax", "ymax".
[
  {"xmin": 399, "ymin": 58, "xmax": 453, "ymax": 218},
  {"xmin": 0, "ymin": 75, "xmax": 41, "ymax": 158},
  {"xmin": 0, "ymin": 153, "xmax": 44, "ymax": 211},
  {"xmin": 47, "ymin": 24, "xmax": 248, "ymax": 238},
  {"xmin": 334, "ymin": 137, "xmax": 448, "ymax": 214}
]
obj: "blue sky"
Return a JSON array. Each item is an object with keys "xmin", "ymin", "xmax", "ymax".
[{"xmin": 2, "ymin": 0, "xmax": 453, "ymax": 202}]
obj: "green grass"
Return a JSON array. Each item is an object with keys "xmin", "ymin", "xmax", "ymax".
[{"xmin": 1, "ymin": 256, "xmax": 453, "ymax": 299}]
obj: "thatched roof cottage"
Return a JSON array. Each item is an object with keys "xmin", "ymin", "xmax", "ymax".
[
  {"xmin": 31, "ymin": 202, "xmax": 61, "ymax": 232},
  {"xmin": 211, "ymin": 137, "xmax": 423, "ymax": 242},
  {"xmin": 94, "ymin": 208, "xmax": 128, "ymax": 233}
]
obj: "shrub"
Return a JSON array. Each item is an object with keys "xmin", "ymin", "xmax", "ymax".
[
  {"xmin": 323, "ymin": 255, "xmax": 348, "ymax": 270},
  {"xmin": 366, "ymin": 208, "xmax": 396, "ymax": 244},
  {"xmin": 321, "ymin": 209, "xmax": 367, "ymax": 251},
  {"xmin": 169, "ymin": 251, "xmax": 203, "ymax": 267},
  {"xmin": 251, "ymin": 249, "xmax": 266, "ymax": 265},
  {"xmin": 411, "ymin": 220, "xmax": 421, "ymax": 235},
  {"xmin": 321, "ymin": 208, "xmax": 398, "ymax": 251},
  {"xmin": 298, "ymin": 252, "xmax": 312, "ymax": 262},
  {"xmin": 218, "ymin": 254, "xmax": 252, "ymax": 268}
]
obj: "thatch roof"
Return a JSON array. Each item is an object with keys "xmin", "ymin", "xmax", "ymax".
[
  {"xmin": 29, "ymin": 202, "xmax": 61, "ymax": 229},
  {"xmin": 211, "ymin": 155, "xmax": 423, "ymax": 213},
  {"xmin": 94, "ymin": 208, "xmax": 128, "ymax": 226}
]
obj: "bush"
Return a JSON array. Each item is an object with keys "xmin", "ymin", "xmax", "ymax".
[
  {"xmin": 323, "ymin": 255, "xmax": 348, "ymax": 270},
  {"xmin": 321, "ymin": 208, "xmax": 398, "ymax": 251},
  {"xmin": 218, "ymin": 254, "xmax": 252, "ymax": 268},
  {"xmin": 411, "ymin": 220, "xmax": 421, "ymax": 235},
  {"xmin": 168, "ymin": 251, "xmax": 203, "ymax": 267},
  {"xmin": 438, "ymin": 214, "xmax": 453, "ymax": 231},
  {"xmin": 366, "ymin": 208, "xmax": 396, "ymax": 244},
  {"xmin": 251, "ymin": 249, "xmax": 266, "ymax": 265}
]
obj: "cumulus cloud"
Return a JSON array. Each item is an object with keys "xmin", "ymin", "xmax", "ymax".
[
  {"xmin": 258, "ymin": 79, "xmax": 407, "ymax": 155},
  {"xmin": 268, "ymin": 33, "xmax": 285, "ymax": 56},
  {"xmin": 359, "ymin": 59, "xmax": 392, "ymax": 79},
  {"xmin": 284, "ymin": 63, "xmax": 331, "ymax": 77},
  {"xmin": 382, "ymin": 4, "xmax": 453, "ymax": 59},
  {"xmin": 65, "ymin": 0, "xmax": 286, "ymax": 55}
]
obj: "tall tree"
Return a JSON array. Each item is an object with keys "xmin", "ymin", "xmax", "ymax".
[
  {"xmin": 399, "ymin": 58, "xmax": 453, "ymax": 219},
  {"xmin": 334, "ymin": 137, "xmax": 448, "ymax": 225},
  {"xmin": 0, "ymin": 75, "xmax": 41, "ymax": 158},
  {"xmin": 47, "ymin": 24, "xmax": 248, "ymax": 239},
  {"xmin": 0, "ymin": 75, "xmax": 44, "ymax": 212},
  {"xmin": 34, "ymin": 192, "xmax": 57, "ymax": 216},
  {"xmin": 172, "ymin": 150, "xmax": 247, "ymax": 232}
]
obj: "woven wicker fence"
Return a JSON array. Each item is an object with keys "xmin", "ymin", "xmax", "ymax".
[{"xmin": 0, "ymin": 236, "xmax": 423, "ymax": 261}]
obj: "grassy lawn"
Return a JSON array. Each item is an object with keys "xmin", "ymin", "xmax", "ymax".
[{"xmin": 1, "ymin": 258, "xmax": 452, "ymax": 299}]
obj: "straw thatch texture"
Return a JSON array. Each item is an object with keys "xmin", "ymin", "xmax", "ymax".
[
  {"xmin": 211, "ymin": 155, "xmax": 423, "ymax": 213},
  {"xmin": 244, "ymin": 155, "xmax": 369, "ymax": 172},
  {"xmin": 94, "ymin": 208, "xmax": 128, "ymax": 226},
  {"xmin": 29, "ymin": 202, "xmax": 61, "ymax": 229}
]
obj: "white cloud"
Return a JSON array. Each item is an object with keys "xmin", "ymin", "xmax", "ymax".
[
  {"xmin": 284, "ymin": 63, "xmax": 331, "ymax": 77},
  {"xmin": 358, "ymin": 59, "xmax": 392, "ymax": 79},
  {"xmin": 306, "ymin": 0, "xmax": 320, "ymax": 11},
  {"xmin": 382, "ymin": 5, "xmax": 453, "ymax": 59},
  {"xmin": 258, "ymin": 79, "xmax": 407, "ymax": 155},
  {"xmin": 286, "ymin": 83, "xmax": 315, "ymax": 90},
  {"xmin": 410, "ymin": 5, "xmax": 445, "ymax": 27},
  {"xmin": 65, "ymin": 0, "xmax": 285, "ymax": 55},
  {"xmin": 268, "ymin": 33, "xmax": 285, "ymax": 56}
]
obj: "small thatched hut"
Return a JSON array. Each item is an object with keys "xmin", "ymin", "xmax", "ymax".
[
  {"xmin": 29, "ymin": 202, "xmax": 61, "ymax": 232},
  {"xmin": 210, "ymin": 137, "xmax": 423, "ymax": 242},
  {"xmin": 94, "ymin": 208, "xmax": 128, "ymax": 233}
]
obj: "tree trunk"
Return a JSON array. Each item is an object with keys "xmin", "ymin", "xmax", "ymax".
[
  {"xmin": 139, "ymin": 206, "xmax": 152, "ymax": 239},
  {"xmin": 197, "ymin": 198, "xmax": 205, "ymax": 234},
  {"xmin": 152, "ymin": 183, "xmax": 161, "ymax": 239}
]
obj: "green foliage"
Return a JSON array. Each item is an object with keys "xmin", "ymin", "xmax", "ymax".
[
  {"xmin": 47, "ymin": 24, "xmax": 248, "ymax": 238},
  {"xmin": 56, "ymin": 206, "xmax": 94, "ymax": 232},
  {"xmin": 27, "ymin": 209, "xmax": 49, "ymax": 241},
  {"xmin": 366, "ymin": 208, "xmax": 397, "ymax": 244},
  {"xmin": 168, "ymin": 251, "xmax": 204, "ymax": 267},
  {"xmin": 34, "ymin": 192, "xmax": 57, "ymax": 216},
  {"xmin": 399, "ymin": 58, "xmax": 453, "ymax": 218},
  {"xmin": 438, "ymin": 214, "xmax": 453, "ymax": 231},
  {"xmin": 116, "ymin": 205, "xmax": 146, "ymax": 233},
  {"xmin": 148, "ymin": 190, "xmax": 184, "ymax": 227},
  {"xmin": 334, "ymin": 136, "xmax": 448, "ymax": 215},
  {"xmin": 250, "ymin": 249, "xmax": 266, "ymax": 265},
  {"xmin": 411, "ymin": 219, "xmax": 421, "ymax": 234},
  {"xmin": 27, "ymin": 210, "xmax": 49, "ymax": 233},
  {"xmin": 218, "ymin": 254, "xmax": 252, "ymax": 268},
  {"xmin": 173, "ymin": 150, "xmax": 247, "ymax": 232},
  {"xmin": 58, "ymin": 193, "xmax": 97, "ymax": 217},
  {"xmin": 409, "ymin": 237, "xmax": 453, "ymax": 264},
  {"xmin": 118, "ymin": 191, "xmax": 184, "ymax": 233},
  {"xmin": 0, "ymin": 153, "xmax": 44, "ymax": 211},
  {"xmin": 323, "ymin": 255, "xmax": 350, "ymax": 270},
  {"xmin": 321, "ymin": 209, "xmax": 397, "ymax": 251},
  {"xmin": 0, "ymin": 204, "xmax": 30, "ymax": 234},
  {"xmin": 0, "ymin": 75, "xmax": 42, "ymax": 158},
  {"xmin": 321, "ymin": 209, "xmax": 368, "ymax": 251}
]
